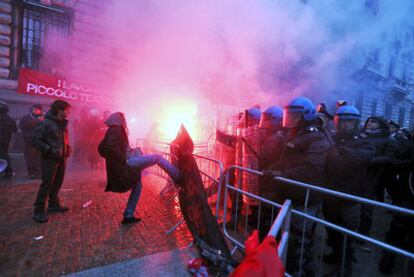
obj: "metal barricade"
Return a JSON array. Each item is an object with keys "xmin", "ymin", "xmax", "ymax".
[
  {"xmin": 136, "ymin": 138, "xmax": 208, "ymax": 154},
  {"xmin": 138, "ymin": 142, "xmax": 225, "ymax": 216},
  {"xmin": 193, "ymin": 153, "xmax": 225, "ymax": 219},
  {"xmin": 223, "ymin": 166, "xmax": 291, "ymax": 260},
  {"xmin": 135, "ymin": 138, "xmax": 171, "ymax": 153},
  {"xmin": 138, "ymin": 139, "xmax": 226, "ymax": 236},
  {"xmin": 137, "ymin": 146, "xmax": 176, "ymax": 181},
  {"xmin": 225, "ymin": 165, "xmax": 414, "ymax": 277},
  {"xmin": 268, "ymin": 200, "xmax": 292, "ymax": 265}
]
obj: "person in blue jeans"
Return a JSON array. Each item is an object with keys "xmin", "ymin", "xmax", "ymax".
[{"xmin": 98, "ymin": 112, "xmax": 181, "ymax": 224}]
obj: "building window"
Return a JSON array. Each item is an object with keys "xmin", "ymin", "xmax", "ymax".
[
  {"xmin": 385, "ymin": 103, "xmax": 392, "ymax": 120},
  {"xmin": 371, "ymin": 99, "xmax": 377, "ymax": 115},
  {"xmin": 410, "ymin": 108, "xmax": 414, "ymax": 130},
  {"xmin": 355, "ymin": 92, "xmax": 363, "ymax": 113},
  {"xmin": 15, "ymin": 1, "xmax": 72, "ymax": 77},
  {"xmin": 399, "ymin": 106, "xmax": 405, "ymax": 126}
]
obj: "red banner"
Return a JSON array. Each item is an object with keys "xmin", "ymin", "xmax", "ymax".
[{"xmin": 17, "ymin": 68, "xmax": 114, "ymax": 104}]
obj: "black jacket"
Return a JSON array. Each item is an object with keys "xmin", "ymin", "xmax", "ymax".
[
  {"xmin": 276, "ymin": 124, "xmax": 331, "ymax": 205},
  {"xmin": 32, "ymin": 111, "xmax": 70, "ymax": 160},
  {"xmin": 325, "ymin": 133, "xmax": 376, "ymax": 196},
  {"xmin": 19, "ymin": 113, "xmax": 42, "ymax": 144},
  {"xmin": 0, "ymin": 113, "xmax": 17, "ymax": 148},
  {"xmin": 98, "ymin": 126, "xmax": 140, "ymax": 193},
  {"xmin": 259, "ymin": 129, "xmax": 284, "ymax": 169}
]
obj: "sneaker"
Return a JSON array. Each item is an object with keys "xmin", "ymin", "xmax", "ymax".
[
  {"xmin": 121, "ymin": 216, "xmax": 142, "ymax": 225},
  {"xmin": 33, "ymin": 212, "xmax": 48, "ymax": 223},
  {"xmin": 47, "ymin": 205, "xmax": 69, "ymax": 213}
]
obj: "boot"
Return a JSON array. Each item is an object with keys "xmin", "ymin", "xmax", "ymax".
[
  {"xmin": 33, "ymin": 212, "xmax": 48, "ymax": 223},
  {"xmin": 47, "ymin": 204, "xmax": 69, "ymax": 213}
]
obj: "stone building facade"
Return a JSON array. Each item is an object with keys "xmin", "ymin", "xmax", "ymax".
[
  {"xmin": 0, "ymin": 0, "xmax": 117, "ymax": 151},
  {"xmin": 1, "ymin": 0, "xmax": 414, "ymax": 153},
  {"xmin": 346, "ymin": 27, "xmax": 414, "ymax": 129}
]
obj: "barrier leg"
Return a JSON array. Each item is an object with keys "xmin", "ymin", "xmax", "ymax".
[{"xmin": 166, "ymin": 219, "xmax": 185, "ymax": 236}]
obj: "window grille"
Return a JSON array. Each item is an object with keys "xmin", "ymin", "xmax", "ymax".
[{"xmin": 18, "ymin": 1, "xmax": 72, "ymax": 75}]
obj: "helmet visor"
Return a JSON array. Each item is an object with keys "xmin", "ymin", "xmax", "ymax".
[
  {"xmin": 335, "ymin": 117, "xmax": 359, "ymax": 133},
  {"xmin": 283, "ymin": 110, "xmax": 302, "ymax": 128},
  {"xmin": 259, "ymin": 113, "xmax": 272, "ymax": 129}
]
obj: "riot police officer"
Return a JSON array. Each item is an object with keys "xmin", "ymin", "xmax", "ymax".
[
  {"xmin": 230, "ymin": 107, "xmax": 261, "ymax": 224},
  {"xmin": 256, "ymin": 105, "xmax": 284, "ymax": 239},
  {"xmin": 379, "ymin": 124, "xmax": 414, "ymax": 274},
  {"xmin": 323, "ymin": 105, "xmax": 375, "ymax": 273},
  {"xmin": 359, "ymin": 116, "xmax": 399, "ymax": 237},
  {"xmin": 265, "ymin": 96, "xmax": 330, "ymax": 275},
  {"xmin": 259, "ymin": 105, "xmax": 284, "ymax": 169}
]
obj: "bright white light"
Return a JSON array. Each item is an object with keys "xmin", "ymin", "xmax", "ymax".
[{"xmin": 158, "ymin": 99, "xmax": 199, "ymax": 140}]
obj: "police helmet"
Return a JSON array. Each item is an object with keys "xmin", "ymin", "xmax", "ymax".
[
  {"xmin": 334, "ymin": 105, "xmax": 361, "ymax": 134},
  {"xmin": 239, "ymin": 107, "xmax": 261, "ymax": 127},
  {"xmin": 259, "ymin": 106, "xmax": 283, "ymax": 129},
  {"xmin": 283, "ymin": 97, "xmax": 317, "ymax": 128}
]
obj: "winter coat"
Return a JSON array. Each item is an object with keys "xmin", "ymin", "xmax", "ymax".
[
  {"xmin": 363, "ymin": 116, "xmax": 399, "ymax": 162},
  {"xmin": 19, "ymin": 113, "xmax": 42, "ymax": 145},
  {"xmin": 275, "ymin": 124, "xmax": 331, "ymax": 205},
  {"xmin": 0, "ymin": 113, "xmax": 17, "ymax": 150},
  {"xmin": 325, "ymin": 133, "xmax": 375, "ymax": 196},
  {"xmin": 362, "ymin": 117, "xmax": 401, "ymax": 200},
  {"xmin": 32, "ymin": 111, "xmax": 70, "ymax": 160},
  {"xmin": 98, "ymin": 125, "xmax": 140, "ymax": 193},
  {"xmin": 259, "ymin": 129, "xmax": 284, "ymax": 170}
]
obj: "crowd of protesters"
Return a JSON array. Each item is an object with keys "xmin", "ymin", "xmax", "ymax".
[
  {"xmin": 0, "ymin": 99, "xmax": 182, "ymax": 226},
  {"xmin": 73, "ymin": 108, "xmax": 108, "ymax": 169}
]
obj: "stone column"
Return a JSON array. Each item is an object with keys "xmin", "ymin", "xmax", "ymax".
[{"xmin": 0, "ymin": 0, "xmax": 11, "ymax": 80}]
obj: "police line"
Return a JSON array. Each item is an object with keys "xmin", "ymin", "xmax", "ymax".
[
  {"xmin": 137, "ymin": 139, "xmax": 414, "ymax": 261},
  {"xmin": 223, "ymin": 165, "xmax": 414, "ymax": 260}
]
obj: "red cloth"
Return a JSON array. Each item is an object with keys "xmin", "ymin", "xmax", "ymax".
[{"xmin": 231, "ymin": 230, "xmax": 285, "ymax": 277}]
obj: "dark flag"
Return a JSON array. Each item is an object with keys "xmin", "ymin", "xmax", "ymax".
[{"xmin": 171, "ymin": 125, "xmax": 237, "ymax": 272}]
